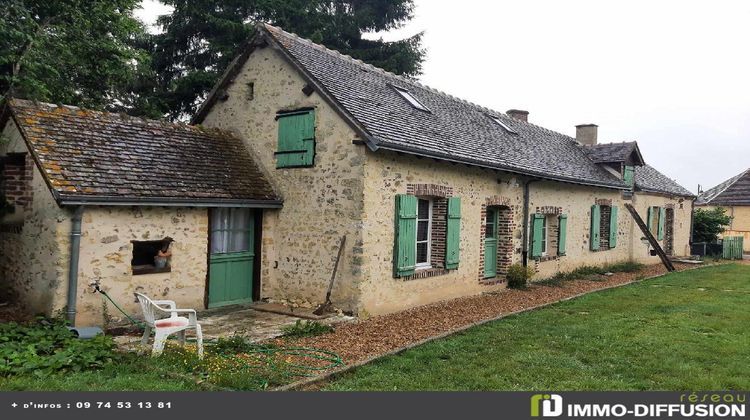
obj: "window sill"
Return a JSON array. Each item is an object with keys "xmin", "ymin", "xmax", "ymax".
[
  {"xmin": 132, "ymin": 265, "xmax": 171, "ymax": 276},
  {"xmin": 535, "ymin": 255, "xmax": 560, "ymax": 262},
  {"xmin": 399, "ymin": 267, "xmax": 450, "ymax": 281}
]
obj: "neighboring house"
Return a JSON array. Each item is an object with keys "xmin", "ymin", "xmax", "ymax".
[
  {"xmin": 696, "ymin": 169, "xmax": 750, "ymax": 252},
  {"xmin": 0, "ymin": 23, "xmax": 695, "ymax": 325}
]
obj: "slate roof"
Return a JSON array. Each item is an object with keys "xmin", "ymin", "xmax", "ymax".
[
  {"xmin": 634, "ymin": 164, "xmax": 695, "ymax": 198},
  {"xmin": 195, "ymin": 24, "xmax": 629, "ymax": 190},
  {"xmin": 4, "ymin": 99, "xmax": 280, "ymax": 206},
  {"xmin": 696, "ymin": 169, "xmax": 750, "ymax": 205},
  {"xmin": 584, "ymin": 141, "xmax": 644, "ymax": 164}
]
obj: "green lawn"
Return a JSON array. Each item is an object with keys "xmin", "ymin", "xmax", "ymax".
[
  {"xmin": 325, "ymin": 264, "xmax": 750, "ymax": 391},
  {"xmin": 2, "ymin": 264, "xmax": 748, "ymax": 391}
]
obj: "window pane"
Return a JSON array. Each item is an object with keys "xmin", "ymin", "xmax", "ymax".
[
  {"xmin": 231, "ymin": 208, "xmax": 250, "ymax": 231},
  {"xmin": 417, "ymin": 220, "xmax": 429, "ymax": 241},
  {"xmin": 211, "ymin": 230, "xmax": 226, "ymax": 254},
  {"xmin": 417, "ymin": 199, "xmax": 430, "ymax": 219},
  {"xmin": 229, "ymin": 230, "xmax": 250, "ymax": 253},
  {"xmin": 416, "ymin": 242, "xmax": 428, "ymax": 264},
  {"xmin": 485, "ymin": 210, "xmax": 496, "ymax": 238}
]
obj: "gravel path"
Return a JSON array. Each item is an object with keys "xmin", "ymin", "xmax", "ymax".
[{"xmin": 276, "ymin": 263, "xmax": 700, "ymax": 367}]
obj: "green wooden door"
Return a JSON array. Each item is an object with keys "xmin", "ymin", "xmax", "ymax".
[
  {"xmin": 484, "ymin": 208, "xmax": 498, "ymax": 278},
  {"xmin": 209, "ymin": 208, "xmax": 255, "ymax": 308}
]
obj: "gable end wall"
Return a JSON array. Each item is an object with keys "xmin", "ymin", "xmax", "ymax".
[{"xmin": 200, "ymin": 44, "xmax": 367, "ymax": 311}]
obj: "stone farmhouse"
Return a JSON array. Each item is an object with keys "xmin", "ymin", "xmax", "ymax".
[
  {"xmin": 696, "ymin": 169, "xmax": 750, "ymax": 252},
  {"xmin": 0, "ymin": 24, "xmax": 695, "ymax": 326}
]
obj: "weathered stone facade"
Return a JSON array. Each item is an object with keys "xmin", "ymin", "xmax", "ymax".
[
  {"xmin": 0, "ymin": 121, "xmax": 69, "ymax": 313},
  {"xmin": 1, "ymin": 121, "xmax": 211, "ymax": 325},
  {"xmin": 0, "ymin": 38, "xmax": 695, "ymax": 324},
  {"xmin": 200, "ymin": 44, "xmax": 367, "ymax": 312},
  {"xmin": 73, "ymin": 207, "xmax": 209, "ymax": 326}
]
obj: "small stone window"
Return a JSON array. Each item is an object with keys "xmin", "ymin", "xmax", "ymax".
[{"xmin": 131, "ymin": 237, "xmax": 174, "ymax": 275}]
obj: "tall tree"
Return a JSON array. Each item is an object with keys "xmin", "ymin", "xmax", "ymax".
[
  {"xmin": 0, "ymin": 0, "xmax": 153, "ymax": 113},
  {"xmin": 151, "ymin": 0, "xmax": 424, "ymax": 120}
]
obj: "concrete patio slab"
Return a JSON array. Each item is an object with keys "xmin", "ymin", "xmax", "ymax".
[{"xmin": 113, "ymin": 304, "xmax": 354, "ymax": 350}]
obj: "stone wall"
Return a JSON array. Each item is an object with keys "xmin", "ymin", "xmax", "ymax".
[
  {"xmin": 199, "ymin": 43, "xmax": 366, "ymax": 311},
  {"xmin": 0, "ymin": 121, "xmax": 69, "ymax": 314},
  {"xmin": 360, "ymin": 149, "xmax": 693, "ymax": 316},
  {"xmin": 72, "ymin": 207, "xmax": 209, "ymax": 326}
]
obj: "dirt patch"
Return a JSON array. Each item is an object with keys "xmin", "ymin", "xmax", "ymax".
[
  {"xmin": 272, "ymin": 263, "xmax": 701, "ymax": 376},
  {"xmin": 0, "ymin": 302, "xmax": 31, "ymax": 323}
]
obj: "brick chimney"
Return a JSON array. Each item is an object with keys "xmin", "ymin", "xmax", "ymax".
[
  {"xmin": 576, "ymin": 124, "xmax": 598, "ymax": 145},
  {"xmin": 506, "ymin": 109, "xmax": 529, "ymax": 122}
]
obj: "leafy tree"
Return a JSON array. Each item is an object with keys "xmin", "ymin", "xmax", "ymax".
[
  {"xmin": 150, "ymin": 0, "xmax": 425, "ymax": 120},
  {"xmin": 0, "ymin": 0, "xmax": 153, "ymax": 114},
  {"xmin": 693, "ymin": 207, "xmax": 732, "ymax": 243}
]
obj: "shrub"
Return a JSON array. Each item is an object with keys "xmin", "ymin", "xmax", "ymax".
[
  {"xmin": 693, "ymin": 208, "xmax": 732, "ymax": 243},
  {"xmin": 603, "ymin": 261, "xmax": 644, "ymax": 273},
  {"xmin": 0, "ymin": 318, "xmax": 115, "ymax": 376},
  {"xmin": 506, "ymin": 264, "xmax": 535, "ymax": 289},
  {"xmin": 281, "ymin": 320, "xmax": 333, "ymax": 338}
]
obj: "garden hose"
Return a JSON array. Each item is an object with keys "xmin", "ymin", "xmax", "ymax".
[{"xmin": 95, "ymin": 286, "xmax": 344, "ymax": 378}]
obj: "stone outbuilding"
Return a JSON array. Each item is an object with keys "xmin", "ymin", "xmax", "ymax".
[
  {"xmin": 0, "ymin": 99, "xmax": 280, "ymax": 325},
  {"xmin": 0, "ymin": 23, "xmax": 696, "ymax": 325},
  {"xmin": 696, "ymin": 168, "xmax": 750, "ymax": 251}
]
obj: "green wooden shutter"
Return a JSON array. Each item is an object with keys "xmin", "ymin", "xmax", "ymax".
[
  {"xmin": 590, "ymin": 205, "xmax": 601, "ymax": 251},
  {"xmin": 658, "ymin": 207, "xmax": 666, "ymax": 240},
  {"xmin": 609, "ymin": 206, "xmax": 618, "ymax": 248},
  {"xmin": 393, "ymin": 194, "xmax": 417, "ymax": 277},
  {"xmin": 276, "ymin": 110, "xmax": 315, "ymax": 168},
  {"xmin": 647, "ymin": 207, "xmax": 654, "ymax": 234},
  {"xmin": 623, "ymin": 166, "xmax": 635, "ymax": 187},
  {"xmin": 558, "ymin": 214, "xmax": 568, "ymax": 256},
  {"xmin": 531, "ymin": 213, "xmax": 545, "ymax": 258},
  {"xmin": 445, "ymin": 197, "xmax": 461, "ymax": 270}
]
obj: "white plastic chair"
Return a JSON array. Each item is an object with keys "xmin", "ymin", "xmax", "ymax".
[{"xmin": 134, "ymin": 292, "xmax": 203, "ymax": 359}]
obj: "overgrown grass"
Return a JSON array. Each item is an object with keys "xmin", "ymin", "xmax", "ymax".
[
  {"xmin": 0, "ymin": 331, "xmax": 341, "ymax": 391},
  {"xmin": 281, "ymin": 320, "xmax": 334, "ymax": 338},
  {"xmin": 536, "ymin": 261, "xmax": 645, "ymax": 286},
  {"xmin": 324, "ymin": 263, "xmax": 750, "ymax": 390}
]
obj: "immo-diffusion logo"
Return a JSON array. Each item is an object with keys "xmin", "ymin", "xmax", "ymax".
[
  {"xmin": 529, "ymin": 393, "xmax": 746, "ymax": 418},
  {"xmin": 530, "ymin": 394, "xmax": 564, "ymax": 417}
]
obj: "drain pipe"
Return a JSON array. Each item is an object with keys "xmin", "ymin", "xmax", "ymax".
[
  {"xmin": 66, "ymin": 206, "xmax": 84, "ymax": 326},
  {"xmin": 522, "ymin": 179, "xmax": 541, "ymax": 267}
]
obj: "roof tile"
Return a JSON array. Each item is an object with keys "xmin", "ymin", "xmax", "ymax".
[{"xmin": 7, "ymin": 99, "xmax": 280, "ymax": 205}]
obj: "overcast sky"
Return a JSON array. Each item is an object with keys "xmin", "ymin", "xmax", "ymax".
[{"xmin": 137, "ymin": 0, "xmax": 750, "ymax": 193}]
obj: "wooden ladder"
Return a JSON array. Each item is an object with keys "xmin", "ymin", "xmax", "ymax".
[{"xmin": 624, "ymin": 203, "xmax": 675, "ymax": 272}]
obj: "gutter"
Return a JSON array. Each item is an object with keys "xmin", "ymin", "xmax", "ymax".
[
  {"xmin": 58, "ymin": 196, "xmax": 283, "ymax": 208},
  {"xmin": 66, "ymin": 206, "xmax": 84, "ymax": 326},
  {"xmin": 374, "ymin": 143, "xmax": 629, "ymax": 192},
  {"xmin": 522, "ymin": 178, "xmax": 542, "ymax": 267}
]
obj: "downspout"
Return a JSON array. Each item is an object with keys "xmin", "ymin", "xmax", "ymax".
[
  {"xmin": 522, "ymin": 179, "xmax": 541, "ymax": 267},
  {"xmin": 66, "ymin": 206, "xmax": 84, "ymax": 326}
]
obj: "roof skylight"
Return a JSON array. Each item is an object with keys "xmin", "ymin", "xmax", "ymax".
[
  {"xmin": 393, "ymin": 86, "xmax": 431, "ymax": 112},
  {"xmin": 488, "ymin": 115, "xmax": 518, "ymax": 134}
]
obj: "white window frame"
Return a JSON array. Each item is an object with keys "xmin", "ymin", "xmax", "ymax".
[
  {"xmin": 541, "ymin": 215, "xmax": 548, "ymax": 255},
  {"xmin": 415, "ymin": 198, "xmax": 433, "ymax": 269}
]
